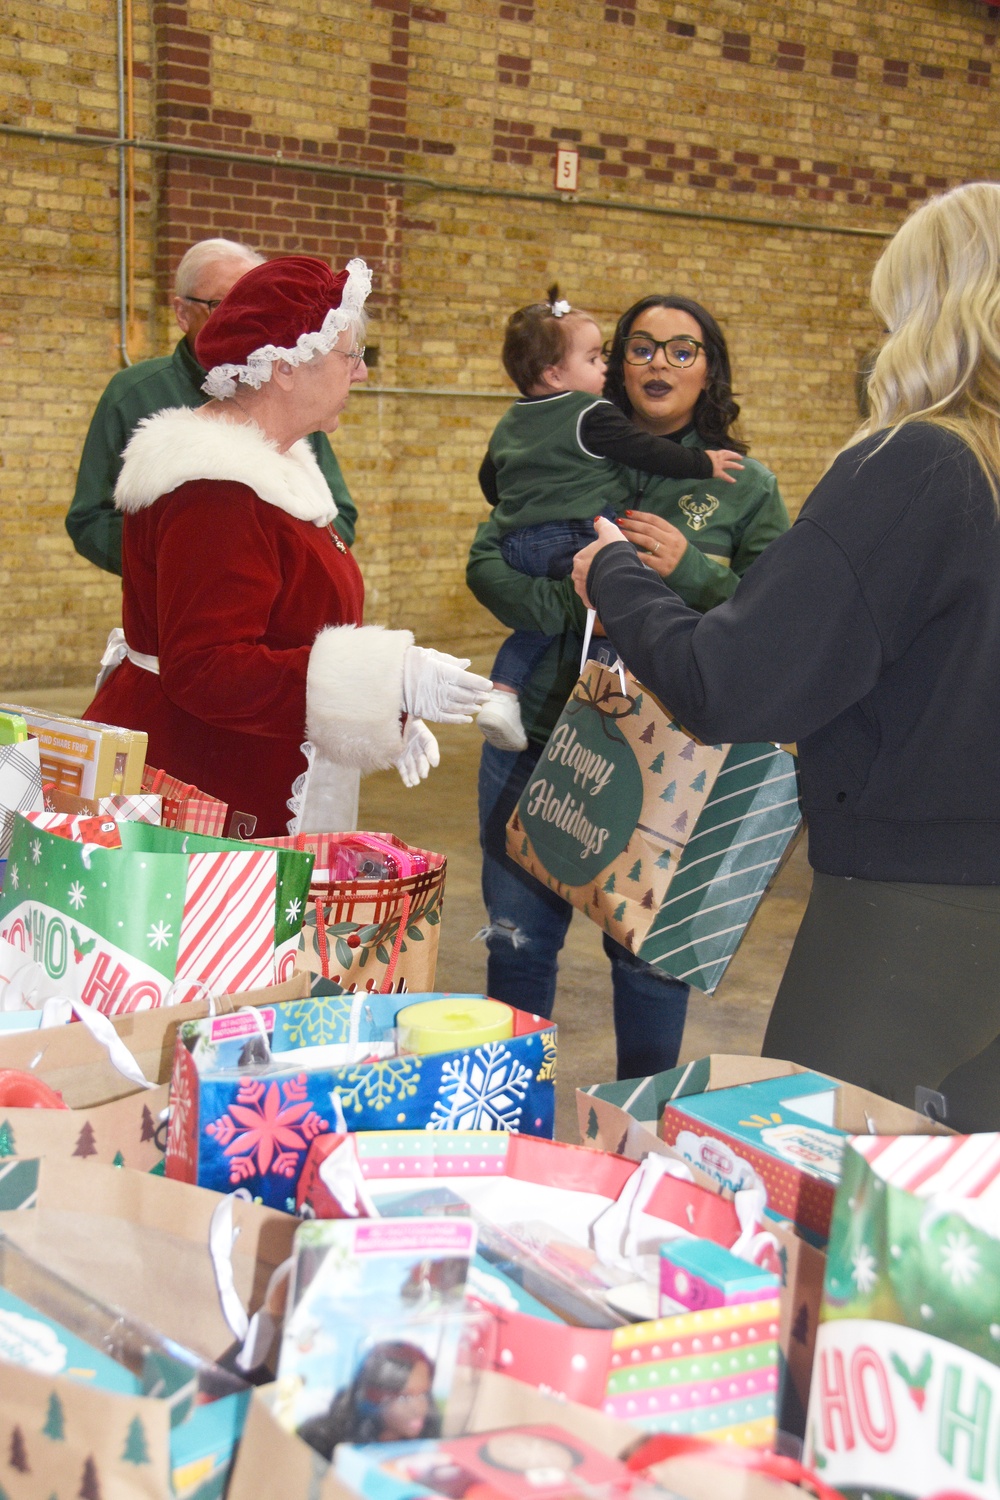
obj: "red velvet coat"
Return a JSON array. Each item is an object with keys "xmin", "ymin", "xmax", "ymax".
[{"xmin": 86, "ymin": 409, "xmax": 410, "ymax": 835}]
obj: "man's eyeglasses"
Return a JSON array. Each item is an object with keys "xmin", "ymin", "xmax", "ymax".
[
  {"xmin": 607, "ymin": 334, "xmax": 705, "ymax": 369},
  {"xmin": 182, "ymin": 295, "xmax": 225, "ymax": 313}
]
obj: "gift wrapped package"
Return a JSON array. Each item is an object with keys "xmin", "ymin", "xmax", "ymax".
[{"xmin": 165, "ymin": 994, "xmax": 557, "ymax": 1211}]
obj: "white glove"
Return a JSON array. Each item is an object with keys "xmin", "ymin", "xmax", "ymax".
[
  {"xmin": 395, "ymin": 717, "xmax": 440, "ymax": 788},
  {"xmin": 401, "ymin": 646, "xmax": 492, "ymax": 725}
]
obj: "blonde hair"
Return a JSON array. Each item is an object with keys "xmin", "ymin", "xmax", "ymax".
[{"xmin": 851, "ymin": 181, "xmax": 1000, "ymax": 506}]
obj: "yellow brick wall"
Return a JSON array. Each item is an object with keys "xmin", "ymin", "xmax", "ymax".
[{"xmin": 1, "ymin": 0, "xmax": 998, "ymax": 688}]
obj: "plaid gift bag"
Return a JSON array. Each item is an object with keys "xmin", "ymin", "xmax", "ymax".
[
  {"xmin": 0, "ymin": 739, "xmax": 44, "ymax": 859},
  {"xmin": 141, "ymin": 765, "xmax": 255, "ymax": 838},
  {"xmin": 262, "ymin": 832, "xmax": 447, "ymax": 994}
]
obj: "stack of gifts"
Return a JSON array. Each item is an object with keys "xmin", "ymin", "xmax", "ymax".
[{"xmin": 0, "ymin": 697, "xmax": 983, "ymax": 1500}]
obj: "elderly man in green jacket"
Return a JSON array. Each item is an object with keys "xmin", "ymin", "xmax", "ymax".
[{"xmin": 66, "ymin": 236, "xmax": 359, "ymax": 573}]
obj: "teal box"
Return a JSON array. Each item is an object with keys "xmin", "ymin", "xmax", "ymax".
[{"xmin": 659, "ymin": 1238, "xmax": 780, "ymax": 1313}]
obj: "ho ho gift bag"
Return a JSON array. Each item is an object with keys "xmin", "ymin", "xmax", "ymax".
[
  {"xmin": 507, "ymin": 659, "xmax": 800, "ymax": 993},
  {"xmin": 807, "ymin": 1134, "xmax": 1000, "ymax": 1500},
  {"xmin": 0, "ymin": 813, "xmax": 312, "ymax": 1014}
]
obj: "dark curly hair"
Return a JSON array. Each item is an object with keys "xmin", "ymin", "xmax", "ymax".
[{"xmin": 602, "ymin": 295, "xmax": 748, "ymax": 455}]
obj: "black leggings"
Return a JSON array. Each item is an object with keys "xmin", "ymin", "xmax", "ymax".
[{"xmin": 762, "ymin": 871, "xmax": 1000, "ymax": 1131}]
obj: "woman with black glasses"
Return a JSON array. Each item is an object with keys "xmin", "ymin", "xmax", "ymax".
[{"xmin": 467, "ymin": 292, "xmax": 788, "ymax": 1080}]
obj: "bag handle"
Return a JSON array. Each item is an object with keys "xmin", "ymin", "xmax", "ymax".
[
  {"xmin": 625, "ymin": 1434, "xmax": 842, "ymax": 1500},
  {"xmin": 581, "ymin": 607, "xmax": 628, "ymax": 695},
  {"xmin": 312, "ymin": 890, "xmax": 411, "ymax": 992}
]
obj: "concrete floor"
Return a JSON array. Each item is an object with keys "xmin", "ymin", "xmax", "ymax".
[{"xmin": 24, "ymin": 681, "xmax": 812, "ymax": 1143}]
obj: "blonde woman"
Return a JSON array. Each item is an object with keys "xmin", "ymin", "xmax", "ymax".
[{"xmin": 572, "ymin": 182, "xmax": 1000, "ymax": 1130}]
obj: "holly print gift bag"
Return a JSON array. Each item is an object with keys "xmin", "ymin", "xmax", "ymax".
[{"xmin": 807, "ymin": 1134, "xmax": 1000, "ymax": 1500}]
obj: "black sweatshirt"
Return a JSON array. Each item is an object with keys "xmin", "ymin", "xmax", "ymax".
[{"xmin": 587, "ymin": 422, "xmax": 1000, "ymax": 884}]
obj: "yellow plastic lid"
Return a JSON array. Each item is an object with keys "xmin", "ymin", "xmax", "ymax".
[{"xmin": 396, "ymin": 997, "xmax": 514, "ymax": 1056}]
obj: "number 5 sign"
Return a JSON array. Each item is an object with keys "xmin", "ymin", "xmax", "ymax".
[{"xmin": 555, "ymin": 147, "xmax": 579, "ymax": 193}]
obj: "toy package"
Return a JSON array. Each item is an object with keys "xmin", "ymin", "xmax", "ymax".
[{"xmin": 275, "ymin": 1216, "xmax": 477, "ymax": 1458}]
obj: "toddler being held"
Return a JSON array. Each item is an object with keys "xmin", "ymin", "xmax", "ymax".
[{"xmin": 476, "ymin": 289, "xmax": 742, "ymax": 751}]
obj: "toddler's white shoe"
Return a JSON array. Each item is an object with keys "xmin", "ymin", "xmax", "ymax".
[{"xmin": 477, "ymin": 689, "xmax": 529, "ymax": 752}]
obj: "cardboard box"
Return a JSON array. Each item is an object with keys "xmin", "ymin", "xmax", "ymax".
[{"xmin": 1, "ymin": 703, "xmax": 146, "ymax": 799}]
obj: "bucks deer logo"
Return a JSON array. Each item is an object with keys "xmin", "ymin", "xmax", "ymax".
[{"xmin": 679, "ymin": 492, "xmax": 719, "ymax": 531}]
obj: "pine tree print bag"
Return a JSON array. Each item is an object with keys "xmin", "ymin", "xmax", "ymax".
[{"xmin": 507, "ymin": 659, "xmax": 801, "ymax": 994}]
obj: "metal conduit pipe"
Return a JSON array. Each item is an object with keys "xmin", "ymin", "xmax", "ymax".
[
  {"xmin": 1, "ymin": 123, "xmax": 895, "ymax": 243},
  {"xmin": 114, "ymin": 0, "xmax": 131, "ymax": 366}
]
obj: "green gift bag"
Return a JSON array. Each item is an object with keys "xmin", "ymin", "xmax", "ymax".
[
  {"xmin": 807, "ymin": 1134, "xmax": 1000, "ymax": 1499},
  {"xmin": 0, "ymin": 815, "xmax": 313, "ymax": 1014}
]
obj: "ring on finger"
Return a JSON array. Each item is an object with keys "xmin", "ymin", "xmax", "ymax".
[{"xmin": 652, "ymin": 541, "xmax": 661, "ymax": 555}]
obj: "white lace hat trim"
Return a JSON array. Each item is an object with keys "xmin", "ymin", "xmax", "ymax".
[{"xmin": 202, "ymin": 257, "xmax": 372, "ymax": 400}]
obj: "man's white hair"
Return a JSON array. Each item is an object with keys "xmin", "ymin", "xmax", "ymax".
[{"xmin": 174, "ymin": 238, "xmax": 264, "ymax": 298}]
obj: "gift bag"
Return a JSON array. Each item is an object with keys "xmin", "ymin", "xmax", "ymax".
[
  {"xmin": 508, "ymin": 660, "xmax": 801, "ymax": 993},
  {"xmin": 0, "ymin": 1084, "xmax": 170, "ymax": 1171},
  {"xmin": 0, "ymin": 737, "xmax": 44, "ymax": 860},
  {"xmin": 284, "ymin": 833, "xmax": 446, "ymax": 994},
  {"xmin": 0, "ymin": 1155, "xmax": 296, "ymax": 1363},
  {"xmin": 0, "ymin": 1157, "xmax": 297, "ymax": 1500},
  {"xmin": 0, "ymin": 814, "xmax": 313, "ymax": 1014},
  {"xmin": 0, "ymin": 969, "xmax": 309, "ymax": 1109},
  {"xmin": 807, "ymin": 1134, "xmax": 1000, "ymax": 1499},
  {"xmin": 142, "ymin": 764, "xmax": 252, "ymax": 838},
  {"xmin": 166, "ymin": 994, "xmax": 557, "ymax": 1210}
]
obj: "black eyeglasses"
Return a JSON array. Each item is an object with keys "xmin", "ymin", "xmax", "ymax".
[
  {"xmin": 607, "ymin": 334, "xmax": 705, "ymax": 368},
  {"xmin": 182, "ymin": 295, "xmax": 225, "ymax": 312}
]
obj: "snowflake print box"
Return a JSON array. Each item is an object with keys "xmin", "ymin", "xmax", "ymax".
[
  {"xmin": 0, "ymin": 813, "xmax": 313, "ymax": 1014},
  {"xmin": 507, "ymin": 660, "xmax": 801, "ymax": 995},
  {"xmin": 166, "ymin": 993, "xmax": 556, "ymax": 1210},
  {"xmin": 807, "ymin": 1135, "xmax": 1000, "ymax": 1500}
]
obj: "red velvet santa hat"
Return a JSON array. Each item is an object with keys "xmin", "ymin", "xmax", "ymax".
[{"xmin": 196, "ymin": 255, "xmax": 372, "ymax": 400}]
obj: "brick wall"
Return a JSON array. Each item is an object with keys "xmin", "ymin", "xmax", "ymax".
[{"xmin": 1, "ymin": 0, "xmax": 998, "ymax": 688}]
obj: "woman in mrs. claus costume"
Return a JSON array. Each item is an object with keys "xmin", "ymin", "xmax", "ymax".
[{"xmin": 86, "ymin": 255, "xmax": 490, "ymax": 835}]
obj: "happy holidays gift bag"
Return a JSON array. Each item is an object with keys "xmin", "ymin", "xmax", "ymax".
[
  {"xmin": 0, "ymin": 814, "xmax": 313, "ymax": 1014},
  {"xmin": 508, "ymin": 660, "xmax": 800, "ymax": 993},
  {"xmin": 806, "ymin": 1134, "xmax": 1000, "ymax": 1499}
]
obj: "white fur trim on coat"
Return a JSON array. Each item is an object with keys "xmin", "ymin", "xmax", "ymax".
[
  {"xmin": 114, "ymin": 407, "xmax": 336, "ymax": 527},
  {"xmin": 306, "ymin": 624, "xmax": 413, "ymax": 772}
]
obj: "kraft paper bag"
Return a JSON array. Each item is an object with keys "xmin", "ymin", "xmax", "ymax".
[
  {"xmin": 0, "ymin": 1156, "xmax": 297, "ymax": 1364},
  {"xmin": 508, "ymin": 660, "xmax": 800, "ymax": 993},
  {"xmin": 0, "ymin": 971, "xmax": 310, "ymax": 1110}
]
